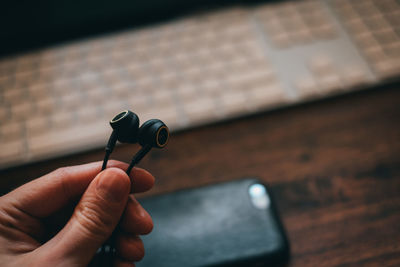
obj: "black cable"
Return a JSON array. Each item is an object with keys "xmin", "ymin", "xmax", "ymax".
[
  {"xmin": 102, "ymin": 151, "xmax": 110, "ymax": 170},
  {"xmin": 102, "ymin": 130, "xmax": 118, "ymax": 171},
  {"xmin": 98, "ymin": 130, "xmax": 120, "ymax": 266},
  {"xmin": 126, "ymin": 145, "xmax": 151, "ymax": 174}
]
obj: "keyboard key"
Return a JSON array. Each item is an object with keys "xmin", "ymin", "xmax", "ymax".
[
  {"xmin": 342, "ymin": 67, "xmax": 369, "ymax": 88},
  {"xmin": 198, "ymin": 79, "xmax": 220, "ymax": 95},
  {"xmin": 291, "ymin": 28, "xmax": 313, "ymax": 43},
  {"xmin": 345, "ymin": 19, "xmax": 369, "ymax": 34},
  {"xmin": 176, "ymin": 83, "xmax": 198, "ymax": 101},
  {"xmin": 60, "ymin": 92, "xmax": 82, "ymax": 108},
  {"xmin": 28, "ymin": 83, "xmax": 50, "ymax": 99},
  {"xmin": 14, "ymin": 71, "xmax": 37, "ymax": 87},
  {"xmin": 128, "ymin": 94, "xmax": 149, "ymax": 110},
  {"xmin": 183, "ymin": 97, "xmax": 216, "ymax": 123},
  {"xmin": 0, "ymin": 105, "xmax": 9, "ymax": 121},
  {"xmin": 309, "ymin": 56, "xmax": 335, "ymax": 75},
  {"xmin": 76, "ymin": 106, "xmax": 99, "ymax": 123},
  {"xmin": 0, "ymin": 58, "xmax": 16, "ymax": 77},
  {"xmin": 317, "ymin": 73, "xmax": 343, "ymax": 93},
  {"xmin": 16, "ymin": 53, "xmax": 40, "ymax": 73},
  {"xmin": 364, "ymin": 14, "xmax": 390, "ymax": 31},
  {"xmin": 86, "ymin": 87, "xmax": 107, "ymax": 103},
  {"xmin": 51, "ymin": 112, "xmax": 74, "ymax": 129},
  {"xmin": 364, "ymin": 46, "xmax": 387, "ymax": 63},
  {"xmin": 295, "ymin": 76, "xmax": 320, "ymax": 98},
  {"xmin": 373, "ymin": 28, "xmax": 399, "ymax": 44},
  {"xmin": 373, "ymin": 59, "xmax": 400, "ymax": 79},
  {"xmin": 151, "ymin": 90, "xmax": 176, "ymax": 108},
  {"xmin": 312, "ymin": 23, "xmax": 337, "ymax": 39},
  {"xmin": 1, "ymin": 121, "xmax": 23, "ymax": 140},
  {"xmin": 248, "ymin": 84, "xmax": 287, "ymax": 110},
  {"xmin": 355, "ymin": 32, "xmax": 380, "ymax": 49},
  {"xmin": 11, "ymin": 101, "xmax": 33, "ymax": 120},
  {"xmin": 26, "ymin": 116, "xmax": 49, "ymax": 136},
  {"xmin": 383, "ymin": 42, "xmax": 400, "ymax": 58},
  {"xmin": 0, "ymin": 140, "xmax": 25, "ymax": 164},
  {"xmin": 3, "ymin": 88, "xmax": 24, "ymax": 103},
  {"xmin": 271, "ymin": 33, "xmax": 291, "ymax": 48},
  {"xmin": 220, "ymin": 91, "xmax": 249, "ymax": 116},
  {"xmin": 156, "ymin": 106, "xmax": 180, "ymax": 128},
  {"xmin": 0, "ymin": 75, "xmax": 13, "ymax": 88},
  {"xmin": 36, "ymin": 98, "xmax": 55, "ymax": 113}
]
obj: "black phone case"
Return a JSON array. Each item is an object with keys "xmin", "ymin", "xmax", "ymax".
[{"xmin": 136, "ymin": 178, "xmax": 289, "ymax": 267}]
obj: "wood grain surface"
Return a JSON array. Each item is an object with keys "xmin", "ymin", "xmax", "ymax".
[{"xmin": 1, "ymin": 85, "xmax": 399, "ymax": 266}]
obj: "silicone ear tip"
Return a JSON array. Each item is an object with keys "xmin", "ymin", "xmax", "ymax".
[
  {"xmin": 110, "ymin": 110, "xmax": 130, "ymax": 124},
  {"xmin": 138, "ymin": 119, "xmax": 169, "ymax": 148},
  {"xmin": 156, "ymin": 125, "xmax": 169, "ymax": 147},
  {"xmin": 109, "ymin": 110, "xmax": 140, "ymax": 143},
  {"xmin": 110, "ymin": 110, "xmax": 137, "ymax": 128}
]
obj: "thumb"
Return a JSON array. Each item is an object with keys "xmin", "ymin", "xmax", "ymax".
[{"xmin": 42, "ymin": 167, "xmax": 131, "ymax": 265}]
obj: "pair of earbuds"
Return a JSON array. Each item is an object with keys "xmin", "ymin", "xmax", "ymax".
[
  {"xmin": 102, "ymin": 110, "xmax": 169, "ymax": 174},
  {"xmin": 98, "ymin": 110, "xmax": 169, "ymax": 264}
]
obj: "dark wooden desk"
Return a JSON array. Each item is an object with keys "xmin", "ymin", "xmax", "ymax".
[{"xmin": 1, "ymin": 85, "xmax": 400, "ymax": 266}]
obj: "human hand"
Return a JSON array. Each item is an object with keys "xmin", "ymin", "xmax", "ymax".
[{"xmin": 0, "ymin": 160, "xmax": 154, "ymax": 267}]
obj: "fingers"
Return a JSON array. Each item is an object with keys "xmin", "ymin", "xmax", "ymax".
[
  {"xmin": 114, "ymin": 196, "xmax": 152, "ymax": 263},
  {"xmin": 128, "ymin": 167, "xmax": 155, "ymax": 194},
  {"xmin": 4, "ymin": 160, "xmax": 154, "ymax": 218},
  {"xmin": 120, "ymin": 196, "xmax": 153, "ymax": 235},
  {"xmin": 115, "ymin": 233, "xmax": 145, "ymax": 262},
  {"xmin": 40, "ymin": 168, "xmax": 131, "ymax": 266}
]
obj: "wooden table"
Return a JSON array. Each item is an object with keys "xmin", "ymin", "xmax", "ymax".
[{"xmin": 1, "ymin": 84, "xmax": 400, "ymax": 266}]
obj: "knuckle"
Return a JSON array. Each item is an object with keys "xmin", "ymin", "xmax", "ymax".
[
  {"xmin": 107, "ymin": 160, "xmax": 125, "ymax": 169},
  {"xmin": 53, "ymin": 166, "xmax": 71, "ymax": 178},
  {"xmin": 73, "ymin": 198, "xmax": 114, "ymax": 241},
  {"xmin": 104, "ymin": 167, "xmax": 126, "ymax": 177},
  {"xmin": 107, "ymin": 159, "xmax": 119, "ymax": 166},
  {"xmin": 52, "ymin": 167, "xmax": 74, "ymax": 203}
]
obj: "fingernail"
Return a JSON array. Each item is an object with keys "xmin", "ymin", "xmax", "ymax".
[{"xmin": 96, "ymin": 169, "xmax": 129, "ymax": 203}]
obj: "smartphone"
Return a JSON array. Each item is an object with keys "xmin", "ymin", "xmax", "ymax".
[{"xmin": 136, "ymin": 178, "xmax": 290, "ymax": 267}]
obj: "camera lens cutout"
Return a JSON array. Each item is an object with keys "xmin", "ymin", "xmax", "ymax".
[{"xmin": 248, "ymin": 183, "xmax": 270, "ymax": 210}]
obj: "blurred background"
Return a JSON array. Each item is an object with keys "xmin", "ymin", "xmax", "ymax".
[{"xmin": 0, "ymin": 0, "xmax": 399, "ymax": 169}]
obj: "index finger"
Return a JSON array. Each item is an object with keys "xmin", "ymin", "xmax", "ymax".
[{"xmin": 3, "ymin": 160, "xmax": 154, "ymax": 218}]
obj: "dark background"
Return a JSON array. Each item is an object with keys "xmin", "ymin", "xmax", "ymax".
[{"xmin": 1, "ymin": 0, "xmax": 259, "ymax": 57}]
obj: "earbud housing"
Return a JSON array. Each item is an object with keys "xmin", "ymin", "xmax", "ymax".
[
  {"xmin": 110, "ymin": 110, "xmax": 140, "ymax": 143},
  {"xmin": 138, "ymin": 119, "xmax": 169, "ymax": 148}
]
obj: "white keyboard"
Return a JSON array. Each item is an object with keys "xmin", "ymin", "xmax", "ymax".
[{"xmin": 0, "ymin": 0, "xmax": 399, "ymax": 169}]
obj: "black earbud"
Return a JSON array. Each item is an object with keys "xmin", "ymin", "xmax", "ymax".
[
  {"xmin": 126, "ymin": 119, "xmax": 169, "ymax": 174},
  {"xmin": 102, "ymin": 110, "xmax": 140, "ymax": 170},
  {"xmin": 138, "ymin": 119, "xmax": 169, "ymax": 148},
  {"xmin": 110, "ymin": 110, "xmax": 140, "ymax": 143}
]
